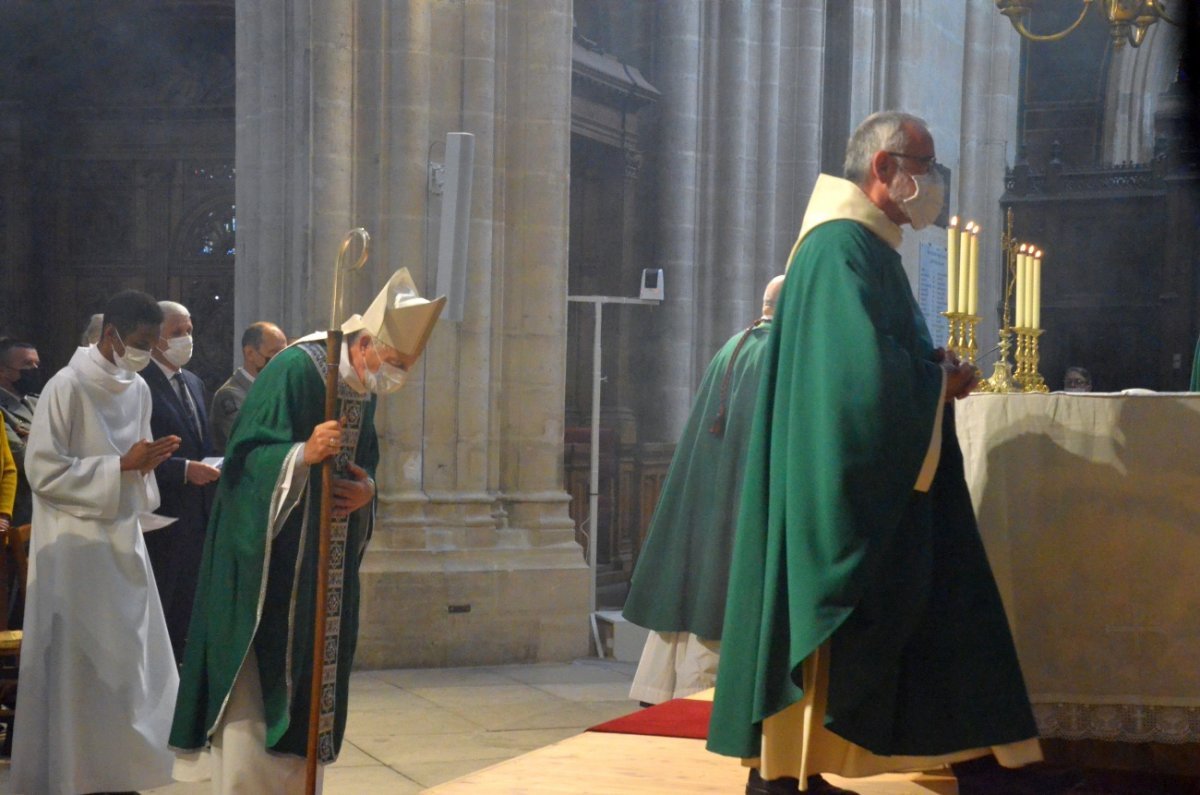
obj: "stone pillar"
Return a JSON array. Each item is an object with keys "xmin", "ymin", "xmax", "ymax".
[
  {"xmin": 640, "ymin": 0, "xmax": 825, "ymax": 443},
  {"xmin": 233, "ymin": 0, "xmax": 356, "ymax": 347},
  {"xmin": 1102, "ymin": 22, "xmax": 1181, "ymax": 165},
  {"xmin": 236, "ymin": 0, "xmax": 588, "ymax": 668},
  {"xmin": 956, "ymin": 3, "xmax": 1020, "ymax": 352},
  {"xmin": 641, "ymin": 0, "xmax": 704, "ymax": 443}
]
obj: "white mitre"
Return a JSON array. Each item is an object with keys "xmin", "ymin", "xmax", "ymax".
[{"xmin": 341, "ymin": 268, "xmax": 447, "ymax": 358}]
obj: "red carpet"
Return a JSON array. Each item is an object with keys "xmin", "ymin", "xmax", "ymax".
[{"xmin": 588, "ymin": 697, "xmax": 713, "ymax": 740}]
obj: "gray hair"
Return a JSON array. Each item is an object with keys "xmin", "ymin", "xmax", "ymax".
[
  {"xmin": 843, "ymin": 111, "xmax": 929, "ymax": 186},
  {"xmin": 158, "ymin": 300, "xmax": 191, "ymax": 319}
]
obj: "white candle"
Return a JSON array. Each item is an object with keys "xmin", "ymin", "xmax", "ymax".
[
  {"xmin": 967, "ymin": 226, "xmax": 980, "ymax": 316},
  {"xmin": 958, "ymin": 223, "xmax": 972, "ymax": 313},
  {"xmin": 1032, "ymin": 250, "xmax": 1043, "ymax": 329},
  {"xmin": 947, "ymin": 216, "xmax": 959, "ymax": 313},
  {"xmin": 1015, "ymin": 244, "xmax": 1026, "ymax": 328},
  {"xmin": 1025, "ymin": 247, "xmax": 1037, "ymax": 330}
]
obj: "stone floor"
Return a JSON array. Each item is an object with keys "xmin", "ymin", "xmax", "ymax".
[
  {"xmin": 2, "ymin": 659, "xmax": 1197, "ymax": 794},
  {"xmin": 0, "ymin": 658, "xmax": 640, "ymax": 794}
]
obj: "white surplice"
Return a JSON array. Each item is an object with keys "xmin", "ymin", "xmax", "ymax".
[{"xmin": 11, "ymin": 345, "xmax": 179, "ymax": 795}]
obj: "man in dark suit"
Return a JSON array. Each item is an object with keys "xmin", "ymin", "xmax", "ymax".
[{"xmin": 142, "ymin": 300, "xmax": 221, "ymax": 664}]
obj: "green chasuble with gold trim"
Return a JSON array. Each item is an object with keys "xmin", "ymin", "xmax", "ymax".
[
  {"xmin": 707, "ymin": 175, "xmax": 1036, "ymax": 759},
  {"xmin": 170, "ymin": 339, "xmax": 378, "ymax": 761},
  {"xmin": 623, "ymin": 320, "xmax": 771, "ymax": 640}
]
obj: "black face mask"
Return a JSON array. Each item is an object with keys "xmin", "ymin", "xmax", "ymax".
[{"xmin": 13, "ymin": 367, "xmax": 43, "ymax": 396}]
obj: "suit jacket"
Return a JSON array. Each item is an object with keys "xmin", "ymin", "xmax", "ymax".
[
  {"xmin": 141, "ymin": 363, "xmax": 214, "ymax": 529},
  {"xmin": 209, "ymin": 367, "xmax": 254, "ymax": 454}
]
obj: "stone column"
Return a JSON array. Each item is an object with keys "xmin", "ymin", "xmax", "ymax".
[
  {"xmin": 640, "ymin": 0, "xmax": 825, "ymax": 443},
  {"xmin": 233, "ymin": 0, "xmax": 356, "ymax": 347},
  {"xmin": 956, "ymin": 3, "xmax": 1020, "ymax": 352},
  {"xmin": 236, "ymin": 0, "xmax": 588, "ymax": 668},
  {"xmin": 641, "ymin": 0, "xmax": 703, "ymax": 443},
  {"xmin": 1102, "ymin": 23, "xmax": 1181, "ymax": 165}
]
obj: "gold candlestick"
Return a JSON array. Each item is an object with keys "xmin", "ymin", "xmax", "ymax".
[
  {"xmin": 942, "ymin": 311, "xmax": 981, "ymax": 366},
  {"xmin": 1015, "ymin": 327, "xmax": 1048, "ymax": 392},
  {"xmin": 980, "ymin": 208, "xmax": 1019, "ymax": 393}
]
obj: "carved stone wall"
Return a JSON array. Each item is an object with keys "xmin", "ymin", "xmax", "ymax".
[{"xmin": 0, "ymin": 2, "xmax": 236, "ymax": 388}]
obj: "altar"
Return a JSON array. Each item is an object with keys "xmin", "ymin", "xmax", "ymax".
[{"xmin": 955, "ymin": 392, "xmax": 1200, "ymax": 752}]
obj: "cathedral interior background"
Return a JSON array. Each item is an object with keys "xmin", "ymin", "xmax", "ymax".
[{"xmin": 0, "ymin": 0, "xmax": 1197, "ymax": 651}]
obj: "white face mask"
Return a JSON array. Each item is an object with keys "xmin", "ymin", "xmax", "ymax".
[
  {"xmin": 114, "ymin": 330, "xmax": 153, "ymax": 373},
  {"xmin": 889, "ymin": 167, "xmax": 944, "ymax": 231},
  {"xmin": 162, "ymin": 334, "xmax": 194, "ymax": 368},
  {"xmin": 364, "ymin": 357, "xmax": 408, "ymax": 395}
]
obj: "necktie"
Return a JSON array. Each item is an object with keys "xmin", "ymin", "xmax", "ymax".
[{"xmin": 173, "ymin": 372, "xmax": 201, "ymax": 439}]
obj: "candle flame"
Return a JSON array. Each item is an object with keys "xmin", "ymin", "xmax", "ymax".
[
  {"xmin": 1019, "ymin": 243, "xmax": 1027, "ymax": 253},
  {"xmin": 950, "ymin": 215, "xmax": 959, "ymax": 228},
  {"xmin": 1035, "ymin": 249, "xmax": 1043, "ymax": 259}
]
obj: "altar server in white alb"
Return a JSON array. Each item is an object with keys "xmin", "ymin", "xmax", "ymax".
[{"xmin": 12, "ymin": 289, "xmax": 183, "ymax": 795}]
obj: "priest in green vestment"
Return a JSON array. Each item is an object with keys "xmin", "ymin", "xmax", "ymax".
[
  {"xmin": 623, "ymin": 276, "xmax": 784, "ymax": 704},
  {"xmin": 708, "ymin": 112, "xmax": 1041, "ymax": 795},
  {"xmin": 170, "ymin": 269, "xmax": 444, "ymax": 793}
]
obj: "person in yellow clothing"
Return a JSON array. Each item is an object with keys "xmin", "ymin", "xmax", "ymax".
[
  {"xmin": 0, "ymin": 427, "xmax": 17, "ymax": 628},
  {"xmin": 0, "ymin": 428, "xmax": 15, "ymax": 537}
]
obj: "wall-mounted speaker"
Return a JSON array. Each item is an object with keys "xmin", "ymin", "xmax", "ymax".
[{"xmin": 435, "ymin": 132, "xmax": 475, "ymax": 322}]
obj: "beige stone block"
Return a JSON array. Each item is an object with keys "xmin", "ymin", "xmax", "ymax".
[
  {"xmin": 460, "ymin": 698, "xmax": 629, "ymax": 732},
  {"xmin": 408, "ymin": 683, "xmax": 559, "ymax": 716},
  {"xmin": 531, "ymin": 681, "xmax": 633, "ymax": 703},
  {"xmin": 372, "ymin": 666, "xmax": 517, "ymax": 688},
  {"xmin": 497, "ymin": 662, "xmax": 631, "ymax": 686},
  {"xmin": 536, "ymin": 613, "xmax": 592, "ymax": 662},
  {"xmin": 357, "ymin": 727, "xmax": 579, "ymax": 769},
  {"xmin": 444, "ymin": 616, "xmax": 542, "ymax": 665},
  {"xmin": 330, "ymin": 739, "xmax": 383, "ymax": 767},
  {"xmin": 323, "ymin": 765, "xmax": 422, "ymax": 795},
  {"xmin": 345, "ymin": 700, "xmax": 479, "ymax": 737},
  {"xmin": 346, "ymin": 679, "xmax": 433, "ymax": 715},
  {"xmin": 392, "ymin": 756, "xmax": 516, "ymax": 789}
]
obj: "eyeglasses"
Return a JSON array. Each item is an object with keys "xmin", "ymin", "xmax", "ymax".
[{"xmin": 885, "ymin": 151, "xmax": 938, "ymax": 173}]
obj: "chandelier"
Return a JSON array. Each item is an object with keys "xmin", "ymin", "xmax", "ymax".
[{"xmin": 995, "ymin": 0, "xmax": 1179, "ymax": 49}]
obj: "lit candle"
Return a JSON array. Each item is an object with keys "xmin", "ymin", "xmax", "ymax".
[
  {"xmin": 1032, "ymin": 249, "xmax": 1043, "ymax": 329},
  {"xmin": 958, "ymin": 222, "xmax": 972, "ymax": 312},
  {"xmin": 947, "ymin": 216, "xmax": 959, "ymax": 313},
  {"xmin": 1024, "ymin": 246, "xmax": 1036, "ymax": 330},
  {"xmin": 1015, "ymin": 244, "xmax": 1027, "ymax": 328},
  {"xmin": 967, "ymin": 225, "xmax": 980, "ymax": 315}
]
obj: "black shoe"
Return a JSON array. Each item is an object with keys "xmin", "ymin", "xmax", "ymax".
[
  {"xmin": 747, "ymin": 769, "xmax": 801, "ymax": 794},
  {"xmin": 805, "ymin": 774, "xmax": 861, "ymax": 794},
  {"xmin": 952, "ymin": 757, "xmax": 1081, "ymax": 795},
  {"xmin": 747, "ymin": 769, "xmax": 860, "ymax": 794}
]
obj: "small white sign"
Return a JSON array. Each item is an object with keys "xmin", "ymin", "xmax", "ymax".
[{"xmin": 918, "ymin": 242, "xmax": 949, "ymax": 347}]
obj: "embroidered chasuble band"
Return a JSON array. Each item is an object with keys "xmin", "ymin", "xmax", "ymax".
[{"xmin": 299, "ymin": 342, "xmax": 368, "ymax": 763}]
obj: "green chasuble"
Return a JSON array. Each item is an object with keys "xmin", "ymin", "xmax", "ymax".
[
  {"xmin": 623, "ymin": 320, "xmax": 771, "ymax": 640},
  {"xmin": 170, "ymin": 339, "xmax": 378, "ymax": 761},
  {"xmin": 707, "ymin": 175, "xmax": 1036, "ymax": 759},
  {"xmin": 1191, "ymin": 334, "xmax": 1200, "ymax": 391}
]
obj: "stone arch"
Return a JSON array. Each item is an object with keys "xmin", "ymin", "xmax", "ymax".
[{"xmin": 1102, "ymin": 20, "xmax": 1183, "ymax": 164}]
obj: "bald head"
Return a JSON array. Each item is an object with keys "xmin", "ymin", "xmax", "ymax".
[
  {"xmin": 762, "ymin": 275, "xmax": 786, "ymax": 319},
  {"xmin": 242, "ymin": 321, "xmax": 288, "ymax": 376}
]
